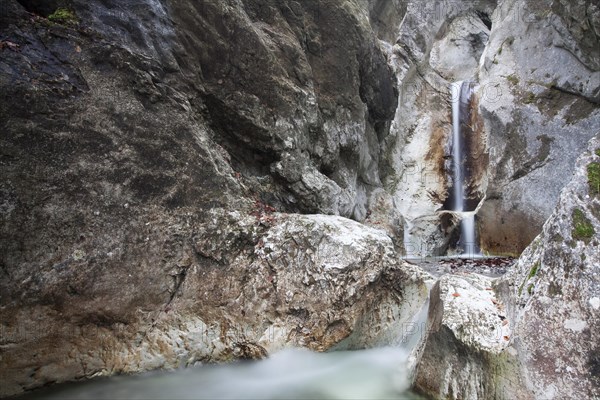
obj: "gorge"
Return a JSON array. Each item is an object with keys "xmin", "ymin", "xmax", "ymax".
[{"xmin": 1, "ymin": 0, "xmax": 599, "ymax": 399}]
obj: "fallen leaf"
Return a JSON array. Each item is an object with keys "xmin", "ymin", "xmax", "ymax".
[
  {"xmin": 491, "ymin": 298, "xmax": 499, "ymax": 305},
  {"xmin": 502, "ymin": 320, "xmax": 509, "ymax": 326},
  {"xmin": 503, "ymin": 335, "xmax": 510, "ymax": 341},
  {"xmin": 452, "ymin": 292, "xmax": 461, "ymax": 297},
  {"xmin": 0, "ymin": 40, "xmax": 20, "ymax": 51}
]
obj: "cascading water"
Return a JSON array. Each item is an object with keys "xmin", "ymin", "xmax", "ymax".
[{"xmin": 451, "ymin": 81, "xmax": 480, "ymax": 256}]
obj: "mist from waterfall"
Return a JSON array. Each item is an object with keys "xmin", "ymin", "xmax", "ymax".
[{"xmin": 451, "ymin": 81, "xmax": 480, "ymax": 256}]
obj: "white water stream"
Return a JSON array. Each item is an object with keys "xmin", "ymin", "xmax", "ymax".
[{"xmin": 25, "ymin": 303, "xmax": 430, "ymax": 400}]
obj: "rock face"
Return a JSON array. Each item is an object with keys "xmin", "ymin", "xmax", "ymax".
[
  {"xmin": 1, "ymin": 0, "xmax": 599, "ymax": 397},
  {"xmin": 476, "ymin": 0, "xmax": 600, "ymax": 254},
  {"xmin": 0, "ymin": 0, "xmax": 398, "ymax": 221},
  {"xmin": 0, "ymin": 0, "xmax": 416, "ymax": 396},
  {"xmin": 413, "ymin": 273, "xmax": 525, "ymax": 400},
  {"xmin": 415, "ymin": 136, "xmax": 600, "ymax": 399},
  {"xmin": 495, "ymin": 135, "xmax": 600, "ymax": 399},
  {"xmin": 376, "ymin": 0, "xmax": 599, "ymax": 255},
  {"xmin": 379, "ymin": 0, "xmax": 497, "ymax": 256}
]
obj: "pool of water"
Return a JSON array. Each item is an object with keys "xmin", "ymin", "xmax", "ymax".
[{"xmin": 23, "ymin": 347, "xmax": 424, "ymax": 400}]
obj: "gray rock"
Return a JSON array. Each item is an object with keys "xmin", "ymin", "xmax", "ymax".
[
  {"xmin": 495, "ymin": 135, "xmax": 600, "ymax": 399},
  {"xmin": 477, "ymin": 0, "xmax": 600, "ymax": 254},
  {"xmin": 0, "ymin": 208, "xmax": 428, "ymax": 397},
  {"xmin": 383, "ymin": 1, "xmax": 496, "ymax": 256},
  {"xmin": 414, "ymin": 273, "xmax": 525, "ymax": 400},
  {"xmin": 377, "ymin": 0, "xmax": 598, "ymax": 256},
  {"xmin": 415, "ymin": 136, "xmax": 600, "ymax": 399},
  {"xmin": 0, "ymin": 0, "xmax": 404, "ymax": 396}
]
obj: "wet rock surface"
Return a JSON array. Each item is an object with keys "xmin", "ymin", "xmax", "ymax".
[{"xmin": 414, "ymin": 257, "xmax": 515, "ymax": 278}]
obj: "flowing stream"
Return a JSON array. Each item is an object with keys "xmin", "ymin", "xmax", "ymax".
[
  {"xmin": 24, "ymin": 304, "xmax": 430, "ymax": 400},
  {"xmin": 451, "ymin": 81, "xmax": 479, "ymax": 256},
  {"xmin": 24, "ymin": 349, "xmax": 424, "ymax": 400}
]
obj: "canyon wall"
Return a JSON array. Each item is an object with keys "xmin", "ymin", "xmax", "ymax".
[
  {"xmin": 381, "ymin": 0, "xmax": 599, "ymax": 256},
  {"xmin": 415, "ymin": 136, "xmax": 599, "ymax": 399},
  {"xmin": 1, "ymin": 0, "xmax": 599, "ymax": 397},
  {"xmin": 0, "ymin": 0, "xmax": 414, "ymax": 396}
]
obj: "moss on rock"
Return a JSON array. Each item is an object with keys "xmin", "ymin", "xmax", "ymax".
[
  {"xmin": 588, "ymin": 161, "xmax": 600, "ymax": 196},
  {"xmin": 47, "ymin": 8, "xmax": 77, "ymax": 25},
  {"xmin": 572, "ymin": 208, "xmax": 594, "ymax": 243}
]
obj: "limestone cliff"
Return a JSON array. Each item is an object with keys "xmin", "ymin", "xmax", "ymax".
[
  {"xmin": 0, "ymin": 0, "xmax": 415, "ymax": 396},
  {"xmin": 1, "ymin": 0, "xmax": 599, "ymax": 398},
  {"xmin": 380, "ymin": 0, "xmax": 599, "ymax": 255},
  {"xmin": 415, "ymin": 136, "xmax": 600, "ymax": 399}
]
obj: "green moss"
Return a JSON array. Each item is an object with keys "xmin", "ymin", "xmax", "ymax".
[
  {"xmin": 589, "ymin": 162, "xmax": 600, "ymax": 196},
  {"xmin": 518, "ymin": 262, "xmax": 540, "ymax": 296},
  {"xmin": 48, "ymin": 8, "xmax": 77, "ymax": 25},
  {"xmin": 523, "ymin": 92, "xmax": 536, "ymax": 104},
  {"xmin": 506, "ymin": 74, "xmax": 519, "ymax": 85},
  {"xmin": 572, "ymin": 208, "xmax": 595, "ymax": 243},
  {"xmin": 595, "ymin": 149, "xmax": 600, "ymax": 157},
  {"xmin": 528, "ymin": 262, "xmax": 539, "ymax": 279}
]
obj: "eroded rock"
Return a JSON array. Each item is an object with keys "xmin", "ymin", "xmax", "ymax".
[
  {"xmin": 495, "ymin": 135, "xmax": 600, "ymax": 399},
  {"xmin": 0, "ymin": 210, "xmax": 428, "ymax": 397},
  {"xmin": 414, "ymin": 273, "xmax": 525, "ymax": 400},
  {"xmin": 415, "ymin": 136, "xmax": 600, "ymax": 399},
  {"xmin": 477, "ymin": 0, "xmax": 600, "ymax": 254}
]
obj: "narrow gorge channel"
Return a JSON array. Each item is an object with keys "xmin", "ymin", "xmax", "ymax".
[{"xmin": 1, "ymin": 0, "xmax": 599, "ymax": 399}]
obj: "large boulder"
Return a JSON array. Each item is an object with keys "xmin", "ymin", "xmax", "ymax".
[
  {"xmin": 0, "ymin": 0, "xmax": 410, "ymax": 396},
  {"xmin": 0, "ymin": 210, "xmax": 429, "ymax": 397},
  {"xmin": 413, "ymin": 273, "xmax": 524, "ymax": 399}
]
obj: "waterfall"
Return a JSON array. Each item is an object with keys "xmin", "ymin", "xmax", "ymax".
[{"xmin": 451, "ymin": 81, "xmax": 479, "ymax": 256}]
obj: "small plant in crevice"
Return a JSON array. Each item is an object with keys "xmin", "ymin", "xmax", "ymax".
[
  {"xmin": 518, "ymin": 261, "xmax": 540, "ymax": 296},
  {"xmin": 523, "ymin": 92, "xmax": 536, "ymax": 104},
  {"xmin": 47, "ymin": 8, "xmax": 77, "ymax": 25},
  {"xmin": 506, "ymin": 74, "xmax": 519, "ymax": 86},
  {"xmin": 572, "ymin": 208, "xmax": 594, "ymax": 243},
  {"xmin": 589, "ymin": 161, "xmax": 600, "ymax": 196},
  {"xmin": 528, "ymin": 262, "xmax": 539, "ymax": 279}
]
